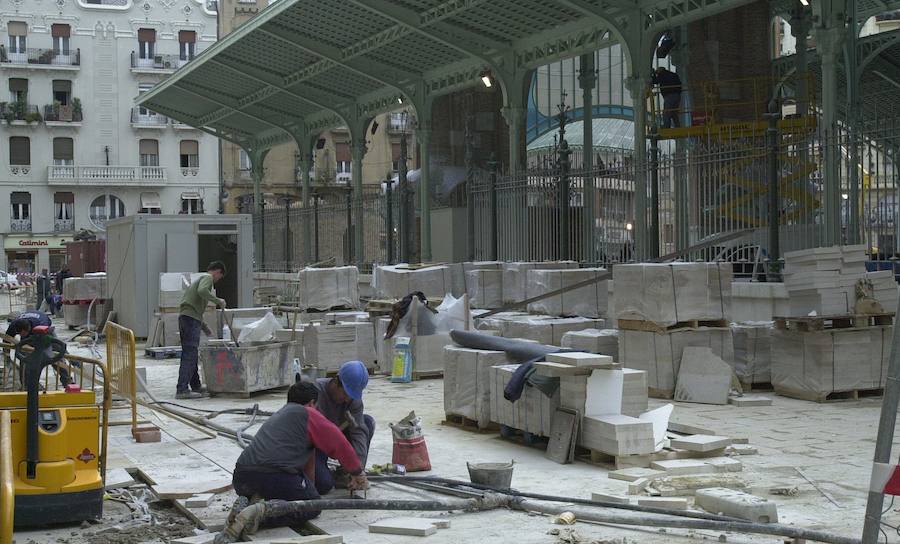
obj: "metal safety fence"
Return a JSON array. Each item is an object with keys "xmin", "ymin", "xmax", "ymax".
[
  {"xmin": 1, "ymin": 411, "xmax": 12, "ymax": 544},
  {"xmin": 105, "ymin": 321, "xmax": 138, "ymax": 434}
]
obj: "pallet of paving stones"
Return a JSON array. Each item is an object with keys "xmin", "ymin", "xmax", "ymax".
[
  {"xmin": 145, "ymin": 346, "xmax": 182, "ymax": 359},
  {"xmin": 773, "ymin": 312, "xmax": 894, "ymax": 332},
  {"xmin": 773, "ymin": 385, "xmax": 884, "ymax": 403},
  {"xmin": 617, "ymin": 318, "xmax": 730, "ymax": 333},
  {"xmin": 442, "ymin": 413, "xmax": 499, "ymax": 433}
]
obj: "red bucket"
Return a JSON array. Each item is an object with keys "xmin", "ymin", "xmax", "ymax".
[{"xmin": 392, "ymin": 436, "xmax": 431, "ymax": 472}]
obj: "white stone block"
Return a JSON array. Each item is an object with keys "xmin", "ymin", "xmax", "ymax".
[
  {"xmin": 466, "ymin": 269, "xmax": 504, "ymax": 309},
  {"xmin": 185, "ymin": 493, "xmax": 214, "ymax": 508},
  {"xmin": 581, "ymin": 414, "xmax": 655, "ymax": 456},
  {"xmin": 613, "ymin": 263, "xmax": 731, "ymax": 325},
  {"xmin": 526, "ymin": 268, "xmax": 608, "ymax": 318},
  {"xmin": 591, "ymin": 493, "xmax": 630, "ymax": 504},
  {"xmin": 373, "ymin": 265, "xmax": 453, "ymax": 299},
  {"xmin": 637, "ymin": 497, "xmax": 689, "ymax": 510},
  {"xmin": 608, "ymin": 467, "xmax": 665, "ymax": 482},
  {"xmin": 546, "ymin": 352, "xmax": 615, "ymax": 368},
  {"xmin": 669, "ymin": 435, "xmax": 732, "ymax": 452},
  {"xmin": 502, "ymin": 261, "xmax": 578, "ymax": 304},
  {"xmin": 561, "ymin": 328, "xmax": 618, "ymax": 355},
  {"xmin": 695, "ymin": 488, "xmax": 778, "ymax": 523},
  {"xmin": 674, "ymin": 347, "xmax": 732, "ymax": 405}
]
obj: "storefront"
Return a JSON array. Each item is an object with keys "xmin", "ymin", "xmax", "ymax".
[{"xmin": 3, "ymin": 235, "xmax": 72, "ymax": 274}]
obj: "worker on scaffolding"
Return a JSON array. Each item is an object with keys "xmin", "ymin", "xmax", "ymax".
[
  {"xmin": 232, "ymin": 382, "xmax": 369, "ymax": 527},
  {"xmin": 176, "ymin": 261, "xmax": 227, "ymax": 400},
  {"xmin": 652, "ymin": 66, "xmax": 683, "ymax": 128},
  {"xmin": 309, "ymin": 360, "xmax": 374, "ymax": 495}
]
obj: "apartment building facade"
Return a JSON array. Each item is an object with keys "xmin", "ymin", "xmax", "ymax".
[{"xmin": 0, "ymin": 0, "xmax": 218, "ymax": 273}]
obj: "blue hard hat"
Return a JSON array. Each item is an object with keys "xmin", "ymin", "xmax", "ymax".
[{"xmin": 338, "ymin": 360, "xmax": 369, "ymax": 401}]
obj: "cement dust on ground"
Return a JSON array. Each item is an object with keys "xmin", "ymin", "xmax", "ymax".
[{"xmin": 14, "ymin": 342, "xmax": 900, "ymax": 544}]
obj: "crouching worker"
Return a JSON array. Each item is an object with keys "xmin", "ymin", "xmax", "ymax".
[
  {"xmin": 312, "ymin": 360, "xmax": 375, "ymax": 495},
  {"xmin": 231, "ymin": 382, "xmax": 369, "ymax": 529}
]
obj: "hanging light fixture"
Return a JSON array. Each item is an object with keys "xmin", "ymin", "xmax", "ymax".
[{"xmin": 480, "ymin": 71, "xmax": 492, "ymax": 88}]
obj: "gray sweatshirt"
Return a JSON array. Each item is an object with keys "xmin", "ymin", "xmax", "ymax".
[{"xmin": 313, "ymin": 378, "xmax": 369, "ymax": 467}]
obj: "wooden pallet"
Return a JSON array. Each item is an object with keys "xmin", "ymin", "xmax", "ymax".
[
  {"xmin": 617, "ymin": 318, "xmax": 729, "ymax": 333},
  {"xmin": 442, "ymin": 413, "xmax": 499, "ymax": 433},
  {"xmin": 577, "ymin": 448, "xmax": 653, "ymax": 470},
  {"xmin": 145, "ymin": 346, "xmax": 182, "ymax": 359},
  {"xmin": 412, "ymin": 370, "xmax": 443, "ymax": 380},
  {"xmin": 775, "ymin": 386, "xmax": 884, "ymax": 402},
  {"xmin": 648, "ymin": 387, "xmax": 675, "ymax": 400},
  {"xmin": 773, "ymin": 313, "xmax": 895, "ymax": 332},
  {"xmin": 739, "ymin": 381, "xmax": 774, "ymax": 393},
  {"xmin": 499, "ymin": 424, "xmax": 548, "ymax": 448}
]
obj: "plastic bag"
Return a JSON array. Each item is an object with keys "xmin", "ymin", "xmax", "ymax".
[
  {"xmin": 392, "ymin": 293, "xmax": 469, "ymax": 338},
  {"xmin": 237, "ymin": 312, "xmax": 281, "ymax": 344},
  {"xmin": 389, "ymin": 411, "xmax": 423, "ymax": 440}
]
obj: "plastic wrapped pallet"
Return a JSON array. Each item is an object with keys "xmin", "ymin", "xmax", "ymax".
[
  {"xmin": 373, "ymin": 265, "xmax": 453, "ymax": 299},
  {"xmin": 502, "ymin": 261, "xmax": 578, "ymax": 304},
  {"xmin": 63, "ymin": 276, "xmax": 107, "ymax": 302},
  {"xmin": 731, "ymin": 322, "xmax": 773, "ymax": 386},
  {"xmin": 444, "ymin": 346, "xmax": 508, "ymax": 428},
  {"xmin": 296, "ymin": 266, "xmax": 359, "ymax": 311},
  {"xmin": 273, "ymin": 328, "xmax": 305, "ymax": 363},
  {"xmin": 447, "ymin": 262, "xmax": 503, "ymax": 298},
  {"xmin": 489, "ymin": 364, "xmax": 559, "ymax": 436},
  {"xmin": 474, "ymin": 311, "xmax": 531, "ymax": 332},
  {"xmin": 499, "ymin": 316, "xmax": 604, "ymax": 346},
  {"xmin": 159, "ymin": 272, "xmax": 207, "ymax": 308},
  {"xmin": 561, "ymin": 328, "xmax": 618, "ymax": 356},
  {"xmin": 526, "ymin": 268, "xmax": 608, "ymax": 318},
  {"xmin": 613, "ymin": 263, "xmax": 731, "ymax": 325},
  {"xmin": 466, "ymin": 269, "xmax": 504, "ymax": 309},
  {"xmin": 772, "ymin": 325, "xmax": 890, "ymax": 400},
  {"xmin": 303, "ymin": 321, "xmax": 375, "ymax": 373},
  {"xmin": 618, "ymin": 327, "xmax": 734, "ymax": 397}
]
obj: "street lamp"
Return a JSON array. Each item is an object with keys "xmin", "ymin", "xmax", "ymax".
[{"xmin": 397, "ymin": 110, "xmax": 416, "ymax": 263}]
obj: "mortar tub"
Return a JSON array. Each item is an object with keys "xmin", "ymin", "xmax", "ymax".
[
  {"xmin": 467, "ymin": 461, "xmax": 514, "ymax": 488},
  {"xmin": 200, "ymin": 340, "xmax": 302, "ymax": 395}
]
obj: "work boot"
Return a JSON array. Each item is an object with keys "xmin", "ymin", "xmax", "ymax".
[
  {"xmin": 191, "ymin": 386, "xmax": 210, "ymax": 396},
  {"xmin": 175, "ymin": 391, "xmax": 204, "ymax": 400}
]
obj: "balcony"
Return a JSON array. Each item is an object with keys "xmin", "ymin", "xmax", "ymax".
[
  {"xmin": 131, "ymin": 108, "xmax": 168, "ymax": 128},
  {"xmin": 130, "ymin": 52, "xmax": 189, "ymax": 73},
  {"xmin": 10, "ymin": 219, "xmax": 31, "ymax": 233},
  {"xmin": 47, "ymin": 165, "xmax": 168, "ymax": 186},
  {"xmin": 44, "ymin": 102, "xmax": 83, "ymax": 125},
  {"xmin": 54, "ymin": 219, "xmax": 75, "ymax": 232},
  {"xmin": 0, "ymin": 46, "xmax": 80, "ymax": 70},
  {"xmin": 1, "ymin": 103, "xmax": 42, "ymax": 124}
]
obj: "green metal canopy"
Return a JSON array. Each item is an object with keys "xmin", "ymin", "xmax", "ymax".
[{"xmin": 137, "ymin": 0, "xmax": 770, "ymax": 152}]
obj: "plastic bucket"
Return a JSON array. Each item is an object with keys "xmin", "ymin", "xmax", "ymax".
[{"xmin": 467, "ymin": 461, "xmax": 514, "ymax": 488}]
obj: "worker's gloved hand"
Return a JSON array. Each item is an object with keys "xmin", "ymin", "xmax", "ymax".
[
  {"xmin": 201, "ymin": 323, "xmax": 213, "ymax": 336},
  {"xmin": 218, "ymin": 298, "xmax": 228, "ymax": 310},
  {"xmin": 348, "ymin": 472, "xmax": 370, "ymax": 492}
]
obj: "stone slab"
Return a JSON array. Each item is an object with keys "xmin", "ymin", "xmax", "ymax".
[
  {"xmin": 674, "ymin": 347, "xmax": 732, "ymax": 405},
  {"xmin": 651, "ymin": 457, "xmax": 742, "ymax": 475},
  {"xmin": 695, "ymin": 487, "xmax": 779, "ymax": 523},
  {"xmin": 271, "ymin": 537, "xmax": 343, "ymax": 544},
  {"xmin": 728, "ymin": 395, "xmax": 773, "ymax": 407},
  {"xmin": 608, "ymin": 467, "xmax": 666, "ymax": 483},
  {"xmin": 172, "ymin": 534, "xmax": 217, "ymax": 544},
  {"xmin": 637, "ymin": 497, "xmax": 689, "ymax": 510},
  {"xmin": 546, "ymin": 352, "xmax": 616, "ymax": 368},
  {"xmin": 105, "ymin": 468, "xmax": 137, "ymax": 489},
  {"xmin": 185, "ymin": 493, "xmax": 215, "ymax": 508},
  {"xmin": 248, "ymin": 528, "xmax": 301, "ymax": 541},
  {"xmin": 368, "ymin": 518, "xmax": 440, "ymax": 536},
  {"xmin": 726, "ymin": 445, "xmax": 759, "ymax": 456},
  {"xmin": 669, "ymin": 435, "xmax": 732, "ymax": 453},
  {"xmin": 591, "ymin": 492, "xmax": 630, "ymax": 504}
]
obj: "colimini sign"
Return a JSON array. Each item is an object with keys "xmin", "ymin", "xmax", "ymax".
[{"xmin": 18, "ymin": 240, "xmax": 49, "ymax": 247}]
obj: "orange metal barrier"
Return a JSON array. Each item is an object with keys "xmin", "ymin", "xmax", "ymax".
[
  {"xmin": 1, "ymin": 410, "xmax": 13, "ymax": 544},
  {"xmin": 105, "ymin": 321, "xmax": 138, "ymax": 434}
]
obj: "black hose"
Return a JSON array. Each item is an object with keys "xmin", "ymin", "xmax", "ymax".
[{"xmin": 368, "ymin": 475, "xmax": 744, "ymax": 523}]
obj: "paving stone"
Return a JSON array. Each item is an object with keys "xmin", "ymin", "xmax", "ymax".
[
  {"xmin": 172, "ymin": 535, "xmax": 216, "ymax": 544},
  {"xmin": 591, "ymin": 492, "xmax": 630, "ymax": 504},
  {"xmin": 695, "ymin": 487, "xmax": 779, "ymax": 523},
  {"xmin": 669, "ymin": 435, "xmax": 732, "ymax": 452},
  {"xmin": 608, "ymin": 467, "xmax": 666, "ymax": 482},
  {"xmin": 546, "ymin": 351, "xmax": 616, "ymax": 368},
  {"xmin": 270, "ymin": 537, "xmax": 343, "ymax": 544},
  {"xmin": 369, "ymin": 518, "xmax": 439, "ymax": 536},
  {"xmin": 651, "ymin": 457, "xmax": 742, "ymax": 475},
  {"xmin": 248, "ymin": 528, "xmax": 300, "ymax": 541},
  {"xmin": 674, "ymin": 347, "xmax": 732, "ymax": 405},
  {"xmin": 185, "ymin": 493, "xmax": 215, "ymax": 508},
  {"xmin": 728, "ymin": 395, "xmax": 774, "ymax": 407},
  {"xmin": 726, "ymin": 445, "xmax": 759, "ymax": 456},
  {"xmin": 637, "ymin": 497, "xmax": 690, "ymax": 510}
]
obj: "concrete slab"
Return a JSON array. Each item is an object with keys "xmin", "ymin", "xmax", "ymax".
[
  {"xmin": 105, "ymin": 467, "xmax": 137, "ymax": 489},
  {"xmin": 185, "ymin": 493, "xmax": 215, "ymax": 508},
  {"xmin": 674, "ymin": 347, "xmax": 732, "ymax": 405},
  {"xmin": 591, "ymin": 492, "xmax": 630, "ymax": 504},
  {"xmin": 546, "ymin": 352, "xmax": 616, "ymax": 368},
  {"xmin": 695, "ymin": 487, "xmax": 779, "ymax": 523},
  {"xmin": 608, "ymin": 467, "xmax": 666, "ymax": 482},
  {"xmin": 669, "ymin": 435, "xmax": 732, "ymax": 452},
  {"xmin": 369, "ymin": 518, "xmax": 439, "ymax": 536},
  {"xmin": 637, "ymin": 497, "xmax": 689, "ymax": 510},
  {"xmin": 651, "ymin": 457, "xmax": 742, "ymax": 475},
  {"xmin": 728, "ymin": 395, "xmax": 773, "ymax": 407}
]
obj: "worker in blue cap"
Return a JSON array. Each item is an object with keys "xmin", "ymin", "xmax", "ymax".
[{"xmin": 310, "ymin": 360, "xmax": 374, "ymax": 494}]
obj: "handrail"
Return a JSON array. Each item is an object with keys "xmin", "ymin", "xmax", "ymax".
[{"xmin": 1, "ymin": 410, "xmax": 14, "ymax": 543}]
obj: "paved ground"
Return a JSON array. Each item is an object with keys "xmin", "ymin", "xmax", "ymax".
[{"xmin": 13, "ymin": 341, "xmax": 900, "ymax": 544}]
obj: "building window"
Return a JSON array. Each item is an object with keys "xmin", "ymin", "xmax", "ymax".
[
  {"xmin": 239, "ymin": 149, "xmax": 251, "ymax": 171},
  {"xmin": 9, "ymin": 137, "xmax": 30, "ymax": 165},
  {"xmin": 51, "ymin": 24, "xmax": 71, "ymax": 56},
  {"xmin": 7, "ymin": 21, "xmax": 27, "ymax": 56},
  {"xmin": 89, "ymin": 194, "xmax": 126, "ymax": 230},
  {"xmin": 178, "ymin": 30, "xmax": 196, "ymax": 61},
  {"xmin": 391, "ymin": 143, "xmax": 401, "ymax": 173},
  {"xmin": 11, "ymin": 192, "xmax": 30, "ymax": 220},
  {"xmin": 336, "ymin": 160, "xmax": 351, "ymax": 174},
  {"xmin": 137, "ymin": 28, "xmax": 156, "ymax": 61},
  {"xmin": 53, "ymin": 137, "xmax": 74, "ymax": 166},
  {"xmin": 180, "ymin": 140, "xmax": 199, "ymax": 167},
  {"xmin": 181, "ymin": 193, "xmax": 203, "ymax": 214},
  {"xmin": 139, "ymin": 139, "xmax": 159, "ymax": 167},
  {"xmin": 9, "ymin": 78, "xmax": 27, "ymax": 104},
  {"xmin": 52, "ymin": 80, "xmax": 72, "ymax": 106},
  {"xmin": 54, "ymin": 192, "xmax": 74, "ymax": 230},
  {"xmin": 139, "ymin": 192, "xmax": 162, "ymax": 214}
]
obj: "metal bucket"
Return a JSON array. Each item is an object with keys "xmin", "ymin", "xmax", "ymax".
[{"xmin": 467, "ymin": 461, "xmax": 514, "ymax": 489}]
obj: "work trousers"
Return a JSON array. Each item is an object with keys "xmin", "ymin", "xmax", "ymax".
[
  {"xmin": 314, "ymin": 414, "xmax": 375, "ymax": 495},
  {"xmin": 232, "ymin": 468, "xmax": 321, "ymax": 527},
  {"xmin": 176, "ymin": 315, "xmax": 203, "ymax": 393},
  {"xmin": 662, "ymin": 93, "xmax": 682, "ymax": 128}
]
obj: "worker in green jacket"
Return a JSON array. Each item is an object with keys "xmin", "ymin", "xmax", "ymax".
[{"xmin": 176, "ymin": 261, "xmax": 227, "ymax": 399}]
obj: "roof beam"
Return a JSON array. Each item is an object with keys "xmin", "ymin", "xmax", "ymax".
[
  {"xmin": 172, "ymin": 80, "xmax": 294, "ymax": 134},
  {"xmin": 555, "ymin": 0, "xmax": 634, "ymax": 16},
  {"xmin": 257, "ymin": 25, "xmax": 418, "ymax": 89}
]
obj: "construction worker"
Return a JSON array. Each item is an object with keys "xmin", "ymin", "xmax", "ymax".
[
  {"xmin": 176, "ymin": 261, "xmax": 227, "ymax": 399},
  {"xmin": 232, "ymin": 382, "xmax": 368, "ymax": 526},
  {"xmin": 6, "ymin": 310, "xmax": 73, "ymax": 385},
  {"xmin": 652, "ymin": 66, "xmax": 683, "ymax": 128},
  {"xmin": 36, "ymin": 269, "xmax": 51, "ymax": 312},
  {"xmin": 310, "ymin": 360, "xmax": 374, "ymax": 495}
]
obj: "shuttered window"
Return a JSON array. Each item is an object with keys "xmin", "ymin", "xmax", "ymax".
[
  {"xmin": 53, "ymin": 138, "xmax": 74, "ymax": 161},
  {"xmin": 9, "ymin": 137, "xmax": 30, "ymax": 165}
]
